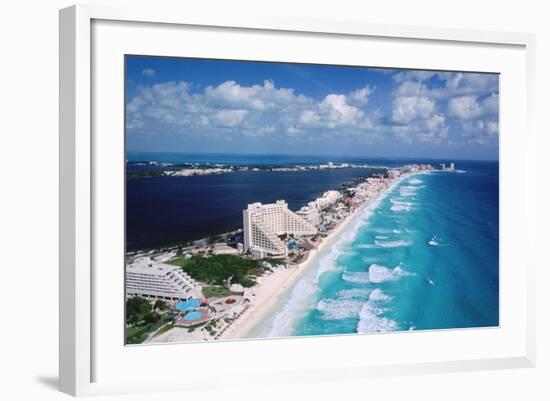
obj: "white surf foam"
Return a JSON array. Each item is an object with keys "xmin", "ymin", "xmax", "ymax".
[
  {"xmin": 342, "ymin": 271, "xmax": 371, "ymax": 284},
  {"xmin": 374, "ymin": 240, "xmax": 411, "ymax": 248},
  {"xmin": 356, "ymin": 303, "xmax": 396, "ymax": 333},
  {"xmin": 399, "ymin": 186, "xmax": 419, "ymax": 196},
  {"xmin": 317, "ymin": 298, "xmax": 363, "ymax": 320},
  {"xmin": 368, "ymin": 288, "xmax": 392, "ymax": 302},
  {"xmin": 337, "ymin": 288, "xmax": 372, "ymax": 299},
  {"xmin": 315, "ymin": 251, "xmax": 340, "ymax": 280},
  {"xmin": 357, "ymin": 244, "xmax": 377, "ymax": 249},
  {"xmin": 262, "ymin": 274, "xmax": 318, "ymax": 337},
  {"xmin": 391, "ymin": 204, "xmax": 410, "ymax": 212},
  {"xmin": 408, "ymin": 178, "xmax": 423, "ymax": 185},
  {"xmin": 343, "ymin": 264, "xmax": 410, "ymax": 284},
  {"xmin": 390, "ymin": 199, "xmax": 414, "ymax": 212},
  {"xmin": 315, "ymin": 213, "xmax": 369, "ymax": 282},
  {"xmin": 390, "ymin": 198, "xmax": 413, "ymax": 206},
  {"xmin": 368, "ymin": 264, "xmax": 409, "ymax": 283}
]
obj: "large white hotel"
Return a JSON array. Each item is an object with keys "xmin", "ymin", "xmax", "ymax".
[
  {"xmin": 243, "ymin": 200, "xmax": 317, "ymax": 258},
  {"xmin": 126, "ymin": 259, "xmax": 201, "ymax": 301}
]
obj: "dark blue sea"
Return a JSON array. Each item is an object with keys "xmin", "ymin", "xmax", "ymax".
[{"xmin": 127, "ymin": 152, "xmax": 411, "ymax": 251}]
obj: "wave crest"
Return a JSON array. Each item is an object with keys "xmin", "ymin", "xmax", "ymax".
[
  {"xmin": 342, "ymin": 264, "xmax": 410, "ymax": 284},
  {"xmin": 317, "ymin": 299, "xmax": 363, "ymax": 320},
  {"xmin": 357, "ymin": 303, "xmax": 396, "ymax": 333},
  {"xmin": 374, "ymin": 240, "xmax": 411, "ymax": 248}
]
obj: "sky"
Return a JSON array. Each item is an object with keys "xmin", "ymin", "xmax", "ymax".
[{"xmin": 125, "ymin": 55, "xmax": 499, "ymax": 160}]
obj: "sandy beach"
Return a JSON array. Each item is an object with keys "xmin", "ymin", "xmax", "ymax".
[{"xmin": 219, "ymin": 171, "xmax": 421, "ymax": 340}]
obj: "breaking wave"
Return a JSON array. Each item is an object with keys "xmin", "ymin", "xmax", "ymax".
[
  {"xmin": 390, "ymin": 198, "xmax": 414, "ymax": 212},
  {"xmin": 342, "ymin": 264, "xmax": 410, "ymax": 284},
  {"xmin": 368, "ymin": 288, "xmax": 392, "ymax": 302},
  {"xmin": 262, "ymin": 274, "xmax": 318, "ymax": 338},
  {"xmin": 357, "ymin": 303, "xmax": 397, "ymax": 333},
  {"xmin": 317, "ymin": 298, "xmax": 363, "ymax": 320},
  {"xmin": 374, "ymin": 240, "xmax": 412, "ymax": 248}
]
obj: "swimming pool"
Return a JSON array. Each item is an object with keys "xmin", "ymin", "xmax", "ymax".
[
  {"xmin": 183, "ymin": 311, "xmax": 203, "ymax": 321},
  {"xmin": 176, "ymin": 299, "xmax": 201, "ymax": 311}
]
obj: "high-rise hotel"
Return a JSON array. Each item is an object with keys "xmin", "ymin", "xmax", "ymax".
[{"xmin": 243, "ymin": 200, "xmax": 317, "ymax": 258}]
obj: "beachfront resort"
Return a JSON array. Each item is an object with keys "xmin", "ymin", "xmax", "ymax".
[{"xmin": 125, "ymin": 162, "xmax": 439, "ymax": 344}]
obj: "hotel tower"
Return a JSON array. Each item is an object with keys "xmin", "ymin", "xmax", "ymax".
[{"xmin": 243, "ymin": 200, "xmax": 317, "ymax": 258}]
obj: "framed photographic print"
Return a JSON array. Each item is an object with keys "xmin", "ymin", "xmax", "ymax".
[{"xmin": 59, "ymin": 4, "xmax": 536, "ymax": 396}]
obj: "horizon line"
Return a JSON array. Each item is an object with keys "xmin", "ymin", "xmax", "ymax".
[{"xmin": 126, "ymin": 150, "xmax": 499, "ymax": 162}]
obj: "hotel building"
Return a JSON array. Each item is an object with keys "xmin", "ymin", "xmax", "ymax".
[
  {"xmin": 313, "ymin": 190, "xmax": 342, "ymax": 210},
  {"xmin": 296, "ymin": 202, "xmax": 321, "ymax": 227},
  {"xmin": 126, "ymin": 261, "xmax": 201, "ymax": 301},
  {"xmin": 243, "ymin": 200, "xmax": 317, "ymax": 257}
]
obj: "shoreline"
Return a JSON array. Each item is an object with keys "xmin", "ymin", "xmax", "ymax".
[{"xmin": 218, "ymin": 170, "xmax": 425, "ymax": 340}]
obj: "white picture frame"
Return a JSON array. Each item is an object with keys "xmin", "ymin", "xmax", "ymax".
[{"xmin": 59, "ymin": 3, "xmax": 536, "ymax": 397}]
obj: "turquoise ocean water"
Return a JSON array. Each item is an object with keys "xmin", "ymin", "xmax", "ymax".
[{"xmin": 256, "ymin": 163, "xmax": 499, "ymax": 336}]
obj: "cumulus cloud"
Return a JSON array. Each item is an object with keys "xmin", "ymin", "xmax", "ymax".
[
  {"xmin": 126, "ymin": 79, "xmax": 381, "ymax": 143},
  {"xmin": 447, "ymin": 93, "xmax": 498, "ymax": 120},
  {"xmin": 393, "ymin": 72, "xmax": 498, "ymax": 99},
  {"xmin": 348, "ymin": 85, "xmax": 374, "ymax": 105},
  {"xmin": 461, "ymin": 120, "xmax": 499, "ymax": 144},
  {"xmin": 126, "ymin": 71, "xmax": 499, "ymax": 148},
  {"xmin": 448, "ymin": 96, "xmax": 483, "ymax": 119},
  {"xmin": 141, "ymin": 68, "xmax": 155, "ymax": 78},
  {"xmin": 392, "ymin": 96, "xmax": 435, "ymax": 123},
  {"xmin": 389, "ymin": 71, "xmax": 498, "ymax": 145}
]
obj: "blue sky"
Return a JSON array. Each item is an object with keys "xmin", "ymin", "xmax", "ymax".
[{"xmin": 126, "ymin": 56, "xmax": 499, "ymax": 160}]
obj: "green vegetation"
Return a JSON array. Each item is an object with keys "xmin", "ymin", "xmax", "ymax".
[
  {"xmin": 126, "ymin": 324, "xmax": 151, "ymax": 344},
  {"xmin": 126, "ymin": 297, "xmax": 151, "ymax": 324},
  {"xmin": 202, "ymin": 286, "xmax": 239, "ymax": 298},
  {"xmin": 126, "ymin": 296, "xmax": 172, "ymax": 344},
  {"xmin": 168, "ymin": 256, "xmax": 191, "ymax": 268},
  {"xmin": 153, "ymin": 299, "xmax": 168, "ymax": 311},
  {"xmin": 168, "ymin": 255, "xmax": 263, "ymax": 287},
  {"xmin": 143, "ymin": 312, "xmax": 160, "ymax": 324}
]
